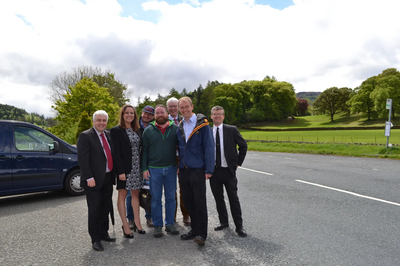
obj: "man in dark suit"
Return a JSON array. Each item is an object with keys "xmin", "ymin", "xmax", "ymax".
[
  {"xmin": 77, "ymin": 110, "xmax": 116, "ymax": 251},
  {"xmin": 210, "ymin": 106, "xmax": 248, "ymax": 237}
]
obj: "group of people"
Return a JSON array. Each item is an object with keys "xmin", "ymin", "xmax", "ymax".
[{"xmin": 77, "ymin": 96, "xmax": 248, "ymax": 251}]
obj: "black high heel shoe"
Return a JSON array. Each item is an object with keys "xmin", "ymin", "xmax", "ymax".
[
  {"xmin": 133, "ymin": 223, "xmax": 146, "ymax": 234},
  {"xmin": 122, "ymin": 225, "xmax": 134, "ymax": 238}
]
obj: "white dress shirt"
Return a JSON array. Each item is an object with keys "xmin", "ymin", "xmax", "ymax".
[
  {"xmin": 213, "ymin": 124, "xmax": 228, "ymax": 167},
  {"xmin": 93, "ymin": 127, "xmax": 112, "ymax": 173}
]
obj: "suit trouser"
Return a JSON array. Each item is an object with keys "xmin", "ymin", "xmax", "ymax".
[
  {"xmin": 175, "ymin": 182, "xmax": 190, "ymax": 220},
  {"xmin": 210, "ymin": 167, "xmax": 243, "ymax": 229},
  {"xmin": 85, "ymin": 172, "xmax": 113, "ymax": 243},
  {"xmin": 179, "ymin": 168, "xmax": 208, "ymax": 239}
]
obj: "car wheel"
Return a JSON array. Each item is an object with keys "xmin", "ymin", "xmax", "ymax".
[{"xmin": 64, "ymin": 169, "xmax": 84, "ymax": 196}]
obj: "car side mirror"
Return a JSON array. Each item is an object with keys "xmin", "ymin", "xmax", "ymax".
[{"xmin": 53, "ymin": 141, "xmax": 60, "ymax": 153}]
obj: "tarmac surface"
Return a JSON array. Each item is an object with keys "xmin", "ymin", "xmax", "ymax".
[{"xmin": 1, "ymin": 152, "xmax": 400, "ymax": 265}]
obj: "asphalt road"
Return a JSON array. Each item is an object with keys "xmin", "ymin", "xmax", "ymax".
[{"xmin": 1, "ymin": 152, "xmax": 400, "ymax": 266}]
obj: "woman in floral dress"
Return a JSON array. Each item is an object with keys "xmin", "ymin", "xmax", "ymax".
[{"xmin": 111, "ymin": 105, "xmax": 145, "ymax": 238}]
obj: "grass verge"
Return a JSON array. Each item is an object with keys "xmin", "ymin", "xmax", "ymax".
[{"xmin": 247, "ymin": 141, "xmax": 400, "ymax": 159}]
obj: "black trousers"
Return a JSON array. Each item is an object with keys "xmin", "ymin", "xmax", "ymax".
[
  {"xmin": 210, "ymin": 167, "xmax": 243, "ymax": 229},
  {"xmin": 85, "ymin": 172, "xmax": 113, "ymax": 243},
  {"xmin": 179, "ymin": 168, "xmax": 208, "ymax": 239}
]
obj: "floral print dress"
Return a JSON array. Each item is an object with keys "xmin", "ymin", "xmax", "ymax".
[{"xmin": 125, "ymin": 128, "xmax": 143, "ymax": 190}]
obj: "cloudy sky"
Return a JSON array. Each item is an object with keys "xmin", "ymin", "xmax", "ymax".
[{"xmin": 1, "ymin": 0, "xmax": 400, "ymax": 117}]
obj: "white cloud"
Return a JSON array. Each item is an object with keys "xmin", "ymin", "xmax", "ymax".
[{"xmin": 1, "ymin": 0, "xmax": 400, "ymax": 117}]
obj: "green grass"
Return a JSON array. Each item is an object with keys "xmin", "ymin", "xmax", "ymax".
[
  {"xmin": 247, "ymin": 142, "xmax": 400, "ymax": 159},
  {"xmin": 247, "ymin": 113, "xmax": 397, "ymax": 129},
  {"xmin": 240, "ymin": 113, "xmax": 400, "ymax": 159},
  {"xmin": 240, "ymin": 129, "xmax": 400, "ymax": 145}
]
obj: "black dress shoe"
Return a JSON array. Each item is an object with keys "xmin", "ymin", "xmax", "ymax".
[
  {"xmin": 92, "ymin": 241, "xmax": 104, "ymax": 251},
  {"xmin": 180, "ymin": 231, "xmax": 196, "ymax": 240},
  {"xmin": 101, "ymin": 234, "xmax": 116, "ymax": 242},
  {"xmin": 236, "ymin": 227, "xmax": 247, "ymax": 237},
  {"xmin": 214, "ymin": 223, "xmax": 229, "ymax": 231},
  {"xmin": 194, "ymin": 236, "xmax": 206, "ymax": 246}
]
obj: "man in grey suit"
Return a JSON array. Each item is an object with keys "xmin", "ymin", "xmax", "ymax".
[
  {"xmin": 77, "ymin": 110, "xmax": 116, "ymax": 251},
  {"xmin": 210, "ymin": 106, "xmax": 248, "ymax": 237}
]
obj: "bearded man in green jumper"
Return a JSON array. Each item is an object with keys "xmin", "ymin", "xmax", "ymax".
[{"xmin": 142, "ymin": 104, "xmax": 179, "ymax": 238}]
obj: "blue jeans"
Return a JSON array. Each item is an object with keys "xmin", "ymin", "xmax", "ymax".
[
  {"xmin": 149, "ymin": 166, "xmax": 177, "ymax": 227},
  {"xmin": 126, "ymin": 190, "xmax": 151, "ymax": 221}
]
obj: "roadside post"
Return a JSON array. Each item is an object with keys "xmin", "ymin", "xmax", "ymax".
[{"xmin": 385, "ymin": 99, "xmax": 392, "ymax": 148}]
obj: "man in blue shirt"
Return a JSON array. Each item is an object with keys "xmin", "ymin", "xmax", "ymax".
[{"xmin": 177, "ymin": 97, "xmax": 214, "ymax": 246}]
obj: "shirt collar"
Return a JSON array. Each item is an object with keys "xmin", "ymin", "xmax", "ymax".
[
  {"xmin": 183, "ymin": 113, "xmax": 196, "ymax": 124},
  {"xmin": 169, "ymin": 114, "xmax": 178, "ymax": 120},
  {"xmin": 93, "ymin": 127, "xmax": 103, "ymax": 136},
  {"xmin": 213, "ymin": 123, "xmax": 223, "ymax": 130}
]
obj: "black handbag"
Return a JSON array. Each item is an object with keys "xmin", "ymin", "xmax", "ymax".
[{"xmin": 139, "ymin": 189, "xmax": 151, "ymax": 213}]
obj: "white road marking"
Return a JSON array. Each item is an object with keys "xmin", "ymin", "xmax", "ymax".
[
  {"xmin": 238, "ymin": 167, "xmax": 274, "ymax": 176},
  {"xmin": 284, "ymin": 157, "xmax": 297, "ymax": 160},
  {"xmin": 296, "ymin": 179, "xmax": 400, "ymax": 207}
]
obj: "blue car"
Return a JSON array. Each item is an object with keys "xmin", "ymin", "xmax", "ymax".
[{"xmin": 0, "ymin": 120, "xmax": 83, "ymax": 196}]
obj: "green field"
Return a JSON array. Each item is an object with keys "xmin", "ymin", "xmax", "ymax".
[
  {"xmin": 246, "ymin": 113, "xmax": 397, "ymax": 129},
  {"xmin": 240, "ymin": 129, "xmax": 400, "ymax": 145},
  {"xmin": 246, "ymin": 142, "xmax": 400, "ymax": 159},
  {"xmin": 239, "ymin": 113, "xmax": 400, "ymax": 158}
]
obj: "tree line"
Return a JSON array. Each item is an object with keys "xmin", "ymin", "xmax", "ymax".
[
  {"xmin": 0, "ymin": 104, "xmax": 55, "ymax": 127},
  {"xmin": 314, "ymin": 68, "xmax": 400, "ymax": 121},
  {"xmin": 4, "ymin": 65, "xmax": 398, "ymax": 144},
  {"xmin": 48, "ymin": 68, "xmax": 301, "ymax": 143}
]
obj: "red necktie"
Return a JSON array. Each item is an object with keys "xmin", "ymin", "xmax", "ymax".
[
  {"xmin": 174, "ymin": 118, "xmax": 178, "ymax": 125},
  {"xmin": 100, "ymin": 133, "xmax": 113, "ymax": 171}
]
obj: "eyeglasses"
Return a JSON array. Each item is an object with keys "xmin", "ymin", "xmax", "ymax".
[{"xmin": 212, "ymin": 113, "xmax": 224, "ymax": 116}]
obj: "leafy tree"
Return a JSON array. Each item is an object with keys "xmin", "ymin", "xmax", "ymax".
[
  {"xmin": 167, "ymin": 88, "xmax": 182, "ymax": 99},
  {"xmin": 48, "ymin": 66, "xmax": 129, "ymax": 110},
  {"xmin": 51, "ymin": 77, "xmax": 119, "ymax": 140},
  {"xmin": 181, "ymin": 88, "xmax": 188, "ymax": 96},
  {"xmin": 199, "ymin": 80, "xmax": 220, "ymax": 118},
  {"xmin": 213, "ymin": 96, "xmax": 237, "ymax": 124},
  {"xmin": 247, "ymin": 79, "xmax": 296, "ymax": 121},
  {"xmin": 348, "ymin": 77, "xmax": 377, "ymax": 120},
  {"xmin": 192, "ymin": 84, "xmax": 204, "ymax": 114},
  {"xmin": 76, "ymin": 111, "xmax": 92, "ymax": 141},
  {"xmin": 235, "ymin": 81, "xmax": 252, "ymax": 121},
  {"xmin": 296, "ymin": 98, "xmax": 309, "ymax": 116},
  {"xmin": 370, "ymin": 68, "xmax": 400, "ymax": 119},
  {"xmin": 92, "ymin": 73, "xmax": 129, "ymax": 106},
  {"xmin": 314, "ymin": 87, "xmax": 351, "ymax": 122},
  {"xmin": 263, "ymin": 75, "xmax": 277, "ymax": 81},
  {"xmin": 214, "ymin": 83, "xmax": 243, "ymax": 124}
]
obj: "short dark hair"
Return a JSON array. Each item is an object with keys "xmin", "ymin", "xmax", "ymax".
[
  {"xmin": 155, "ymin": 104, "xmax": 168, "ymax": 113},
  {"xmin": 211, "ymin": 106, "xmax": 225, "ymax": 115}
]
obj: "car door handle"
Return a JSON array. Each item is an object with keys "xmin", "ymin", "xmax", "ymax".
[
  {"xmin": 14, "ymin": 155, "xmax": 26, "ymax": 160},
  {"xmin": 0, "ymin": 155, "xmax": 10, "ymax": 160}
]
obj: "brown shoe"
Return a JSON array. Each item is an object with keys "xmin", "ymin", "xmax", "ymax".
[{"xmin": 183, "ymin": 216, "xmax": 191, "ymax": 226}]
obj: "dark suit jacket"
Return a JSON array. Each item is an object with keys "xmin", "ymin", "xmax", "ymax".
[
  {"xmin": 222, "ymin": 124, "xmax": 247, "ymax": 175},
  {"xmin": 110, "ymin": 126, "xmax": 142, "ymax": 176},
  {"xmin": 77, "ymin": 127, "xmax": 114, "ymax": 189}
]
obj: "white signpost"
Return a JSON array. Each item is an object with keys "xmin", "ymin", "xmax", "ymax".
[{"xmin": 385, "ymin": 99, "xmax": 392, "ymax": 147}]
